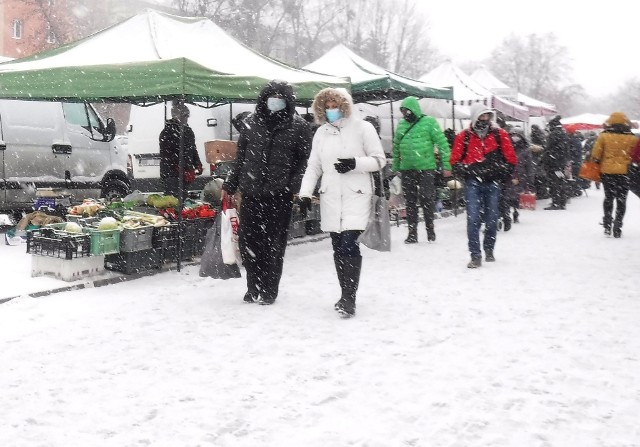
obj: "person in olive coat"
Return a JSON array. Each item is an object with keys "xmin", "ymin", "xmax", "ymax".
[{"xmin": 221, "ymin": 80, "xmax": 312, "ymax": 305}]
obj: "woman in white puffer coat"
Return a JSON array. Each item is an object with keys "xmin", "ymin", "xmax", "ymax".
[{"xmin": 298, "ymin": 88, "xmax": 385, "ymax": 318}]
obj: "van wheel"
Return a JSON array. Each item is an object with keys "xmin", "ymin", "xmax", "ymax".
[{"xmin": 102, "ymin": 179, "xmax": 130, "ymax": 200}]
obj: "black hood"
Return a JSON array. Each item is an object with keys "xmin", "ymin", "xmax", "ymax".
[{"xmin": 255, "ymin": 80, "xmax": 296, "ymax": 121}]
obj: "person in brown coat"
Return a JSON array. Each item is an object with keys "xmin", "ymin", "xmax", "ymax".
[{"xmin": 591, "ymin": 112, "xmax": 639, "ymax": 237}]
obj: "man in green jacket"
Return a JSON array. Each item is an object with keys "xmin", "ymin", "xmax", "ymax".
[{"xmin": 392, "ymin": 96, "xmax": 451, "ymax": 243}]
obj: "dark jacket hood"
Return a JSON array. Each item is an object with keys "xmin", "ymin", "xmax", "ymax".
[{"xmin": 255, "ymin": 80, "xmax": 296, "ymax": 121}]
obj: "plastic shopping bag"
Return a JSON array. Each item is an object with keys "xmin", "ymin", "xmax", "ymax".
[
  {"xmin": 220, "ymin": 201, "xmax": 241, "ymax": 265},
  {"xmin": 199, "ymin": 214, "xmax": 241, "ymax": 280},
  {"xmin": 357, "ymin": 194, "xmax": 391, "ymax": 252}
]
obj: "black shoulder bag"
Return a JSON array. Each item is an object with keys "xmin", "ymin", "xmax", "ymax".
[{"xmin": 453, "ymin": 128, "xmax": 513, "ymax": 182}]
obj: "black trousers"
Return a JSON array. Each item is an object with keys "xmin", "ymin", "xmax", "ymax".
[
  {"xmin": 547, "ymin": 170, "xmax": 567, "ymax": 207},
  {"xmin": 238, "ymin": 190, "xmax": 293, "ymax": 300},
  {"xmin": 401, "ymin": 170, "xmax": 436, "ymax": 228},
  {"xmin": 601, "ymin": 173, "xmax": 629, "ymax": 228}
]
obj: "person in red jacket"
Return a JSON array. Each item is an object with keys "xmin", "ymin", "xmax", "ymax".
[{"xmin": 450, "ymin": 105, "xmax": 518, "ymax": 268}]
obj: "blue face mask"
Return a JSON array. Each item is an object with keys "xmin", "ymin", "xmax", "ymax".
[
  {"xmin": 325, "ymin": 108, "xmax": 343, "ymax": 123},
  {"xmin": 267, "ymin": 97, "xmax": 286, "ymax": 112}
]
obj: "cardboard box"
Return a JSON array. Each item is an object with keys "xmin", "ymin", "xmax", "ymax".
[{"xmin": 205, "ymin": 140, "xmax": 237, "ymax": 163}]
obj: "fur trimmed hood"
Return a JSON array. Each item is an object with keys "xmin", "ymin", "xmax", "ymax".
[
  {"xmin": 606, "ymin": 112, "xmax": 631, "ymax": 127},
  {"xmin": 312, "ymin": 88, "xmax": 354, "ymax": 125}
]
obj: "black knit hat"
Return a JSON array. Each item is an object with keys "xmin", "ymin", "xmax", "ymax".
[{"xmin": 548, "ymin": 115, "xmax": 562, "ymax": 127}]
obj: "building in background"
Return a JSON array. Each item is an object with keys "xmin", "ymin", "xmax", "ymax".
[{"xmin": 0, "ymin": 0, "xmax": 74, "ymax": 58}]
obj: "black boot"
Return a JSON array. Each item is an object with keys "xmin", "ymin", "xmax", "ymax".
[
  {"xmin": 603, "ymin": 215, "xmax": 612, "ymax": 236},
  {"xmin": 513, "ymin": 209, "xmax": 519, "ymax": 223},
  {"xmin": 333, "ymin": 254, "xmax": 346, "ymax": 310},
  {"xmin": 335, "ymin": 256, "xmax": 361, "ymax": 318},
  {"xmin": 426, "ymin": 223, "xmax": 436, "ymax": 242},
  {"xmin": 405, "ymin": 226, "xmax": 418, "ymax": 244},
  {"xmin": 613, "ymin": 220, "xmax": 622, "ymax": 238},
  {"xmin": 503, "ymin": 216, "xmax": 511, "ymax": 232}
]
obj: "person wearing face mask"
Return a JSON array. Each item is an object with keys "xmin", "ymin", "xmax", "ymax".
[
  {"xmin": 298, "ymin": 88, "xmax": 385, "ymax": 318},
  {"xmin": 392, "ymin": 96, "xmax": 451, "ymax": 244},
  {"xmin": 450, "ymin": 104, "xmax": 517, "ymax": 268},
  {"xmin": 221, "ymin": 80, "xmax": 312, "ymax": 305}
]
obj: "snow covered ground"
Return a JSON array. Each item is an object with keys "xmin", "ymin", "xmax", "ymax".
[{"xmin": 1, "ymin": 186, "xmax": 640, "ymax": 447}]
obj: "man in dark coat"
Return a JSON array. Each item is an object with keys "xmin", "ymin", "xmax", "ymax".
[
  {"xmin": 542, "ymin": 115, "xmax": 570, "ymax": 210},
  {"xmin": 222, "ymin": 80, "xmax": 312, "ymax": 305},
  {"xmin": 159, "ymin": 102, "xmax": 202, "ymax": 199}
]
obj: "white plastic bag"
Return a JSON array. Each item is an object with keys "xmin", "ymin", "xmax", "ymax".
[
  {"xmin": 389, "ymin": 175, "xmax": 402, "ymax": 196},
  {"xmin": 220, "ymin": 204, "xmax": 241, "ymax": 265}
]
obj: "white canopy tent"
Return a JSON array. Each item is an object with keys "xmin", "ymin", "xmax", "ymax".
[
  {"xmin": 420, "ymin": 61, "xmax": 530, "ymax": 122},
  {"xmin": 304, "ymin": 44, "xmax": 457, "ymax": 151},
  {"xmin": 470, "ymin": 67, "xmax": 557, "ymax": 117}
]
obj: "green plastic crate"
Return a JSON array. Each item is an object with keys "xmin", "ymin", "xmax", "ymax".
[{"xmin": 83, "ymin": 226, "xmax": 121, "ymax": 255}]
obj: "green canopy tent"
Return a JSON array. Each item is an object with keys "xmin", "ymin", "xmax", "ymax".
[
  {"xmin": 0, "ymin": 9, "xmax": 349, "ymax": 270},
  {"xmin": 303, "ymin": 44, "xmax": 454, "ymax": 142},
  {"xmin": 0, "ymin": 10, "xmax": 349, "ymax": 104}
]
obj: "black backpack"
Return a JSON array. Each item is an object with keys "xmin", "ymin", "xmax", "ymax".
[{"xmin": 453, "ymin": 128, "xmax": 513, "ymax": 182}]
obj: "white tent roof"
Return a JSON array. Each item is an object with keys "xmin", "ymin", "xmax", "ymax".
[
  {"xmin": 420, "ymin": 61, "xmax": 530, "ymax": 121},
  {"xmin": 303, "ymin": 44, "xmax": 452, "ymax": 101},
  {"xmin": 561, "ymin": 113, "xmax": 609, "ymax": 126},
  {"xmin": 0, "ymin": 10, "xmax": 347, "ymax": 102},
  {"xmin": 3, "ymin": 11, "xmax": 336, "ymax": 83},
  {"xmin": 470, "ymin": 67, "xmax": 557, "ymax": 117},
  {"xmin": 304, "ymin": 44, "xmax": 392, "ymax": 84}
]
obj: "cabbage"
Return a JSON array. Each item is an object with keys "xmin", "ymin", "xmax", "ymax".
[
  {"xmin": 97, "ymin": 216, "xmax": 120, "ymax": 231},
  {"xmin": 64, "ymin": 222, "xmax": 83, "ymax": 233}
]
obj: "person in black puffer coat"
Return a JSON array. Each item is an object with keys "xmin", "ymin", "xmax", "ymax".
[
  {"xmin": 500, "ymin": 128, "xmax": 535, "ymax": 229},
  {"xmin": 542, "ymin": 115, "xmax": 570, "ymax": 210},
  {"xmin": 159, "ymin": 102, "xmax": 203, "ymax": 199},
  {"xmin": 221, "ymin": 80, "xmax": 312, "ymax": 305}
]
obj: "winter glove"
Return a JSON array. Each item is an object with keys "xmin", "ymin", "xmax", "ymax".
[
  {"xmin": 184, "ymin": 169, "xmax": 196, "ymax": 184},
  {"xmin": 298, "ymin": 197, "xmax": 312, "ymax": 218},
  {"xmin": 334, "ymin": 158, "xmax": 356, "ymax": 174},
  {"xmin": 195, "ymin": 164, "xmax": 203, "ymax": 175}
]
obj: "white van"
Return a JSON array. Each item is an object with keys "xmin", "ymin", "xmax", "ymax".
[
  {"xmin": 125, "ymin": 102, "xmax": 257, "ymax": 191},
  {"xmin": 0, "ymin": 99, "xmax": 128, "ymax": 212}
]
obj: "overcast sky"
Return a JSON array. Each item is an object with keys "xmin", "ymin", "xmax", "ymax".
[{"xmin": 419, "ymin": 0, "xmax": 638, "ymax": 97}]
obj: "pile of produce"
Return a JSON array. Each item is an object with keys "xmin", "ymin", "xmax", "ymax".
[
  {"xmin": 146, "ymin": 194, "xmax": 179, "ymax": 209},
  {"xmin": 68, "ymin": 199, "xmax": 105, "ymax": 216}
]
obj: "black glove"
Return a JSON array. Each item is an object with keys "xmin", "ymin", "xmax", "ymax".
[
  {"xmin": 298, "ymin": 197, "xmax": 312, "ymax": 218},
  {"xmin": 334, "ymin": 158, "xmax": 356, "ymax": 174}
]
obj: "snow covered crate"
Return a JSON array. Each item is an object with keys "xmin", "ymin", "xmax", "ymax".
[
  {"xmin": 31, "ymin": 255, "xmax": 105, "ymax": 282},
  {"xmin": 26, "ymin": 227, "xmax": 91, "ymax": 260}
]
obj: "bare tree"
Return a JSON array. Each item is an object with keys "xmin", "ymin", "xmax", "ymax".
[
  {"xmin": 487, "ymin": 33, "xmax": 574, "ymax": 104},
  {"xmin": 602, "ymin": 78, "xmax": 640, "ymax": 118},
  {"xmin": 321, "ymin": 0, "xmax": 439, "ymax": 78},
  {"xmin": 173, "ymin": 0, "xmax": 438, "ymax": 79}
]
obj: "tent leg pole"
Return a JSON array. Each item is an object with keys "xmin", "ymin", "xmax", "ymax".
[{"xmin": 177, "ymin": 97, "xmax": 186, "ymax": 273}]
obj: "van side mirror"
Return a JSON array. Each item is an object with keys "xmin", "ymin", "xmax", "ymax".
[
  {"xmin": 207, "ymin": 118, "xmax": 218, "ymax": 128},
  {"xmin": 103, "ymin": 117, "xmax": 116, "ymax": 142}
]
